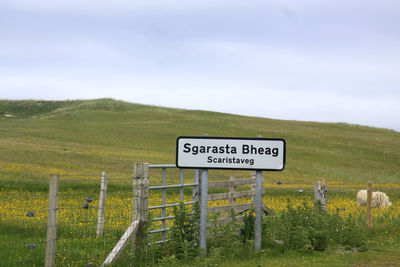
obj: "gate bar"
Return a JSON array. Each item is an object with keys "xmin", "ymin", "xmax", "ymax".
[
  {"xmin": 162, "ymin": 168, "xmax": 167, "ymax": 241},
  {"xmin": 149, "ymin": 164, "xmax": 176, "ymax": 168},
  {"xmin": 152, "ymin": 215, "xmax": 175, "ymax": 222},
  {"xmin": 148, "ymin": 201, "xmax": 197, "ymax": 210},
  {"xmin": 148, "ymin": 228, "xmax": 173, "ymax": 234},
  {"xmin": 193, "ymin": 170, "xmax": 200, "ymax": 202},
  {"xmin": 149, "ymin": 183, "xmax": 198, "ymax": 190}
]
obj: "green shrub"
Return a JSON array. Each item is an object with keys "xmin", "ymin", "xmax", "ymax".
[
  {"xmin": 207, "ymin": 211, "xmax": 243, "ymax": 258},
  {"xmin": 168, "ymin": 202, "xmax": 200, "ymax": 261},
  {"xmin": 242, "ymin": 208, "xmax": 255, "ymax": 243},
  {"xmin": 262, "ymin": 199, "xmax": 366, "ymax": 252},
  {"xmin": 340, "ymin": 214, "xmax": 366, "ymax": 249},
  {"xmin": 309, "ymin": 229, "xmax": 328, "ymax": 251}
]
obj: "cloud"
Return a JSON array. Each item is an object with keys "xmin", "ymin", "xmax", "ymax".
[{"xmin": 1, "ymin": 0, "xmax": 400, "ymax": 131}]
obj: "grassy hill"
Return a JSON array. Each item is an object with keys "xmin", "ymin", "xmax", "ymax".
[{"xmin": 1, "ymin": 98, "xmax": 399, "ymax": 184}]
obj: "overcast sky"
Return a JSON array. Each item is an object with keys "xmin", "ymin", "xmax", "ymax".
[{"xmin": 1, "ymin": 0, "xmax": 399, "ymax": 131}]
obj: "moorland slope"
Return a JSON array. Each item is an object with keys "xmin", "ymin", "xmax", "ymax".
[{"xmin": 1, "ymin": 98, "xmax": 399, "ymax": 184}]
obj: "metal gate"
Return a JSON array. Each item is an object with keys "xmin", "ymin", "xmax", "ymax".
[{"xmin": 147, "ymin": 165, "xmax": 200, "ymax": 244}]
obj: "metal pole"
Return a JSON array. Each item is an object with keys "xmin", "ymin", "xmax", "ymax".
[
  {"xmin": 254, "ymin": 170, "xmax": 263, "ymax": 251},
  {"xmin": 200, "ymin": 169, "xmax": 208, "ymax": 254},
  {"xmin": 193, "ymin": 169, "xmax": 200, "ymax": 202},
  {"xmin": 180, "ymin": 169, "xmax": 184, "ymax": 203},
  {"xmin": 162, "ymin": 168, "xmax": 167, "ymax": 241}
]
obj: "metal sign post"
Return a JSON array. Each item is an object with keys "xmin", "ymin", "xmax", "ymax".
[
  {"xmin": 199, "ymin": 169, "xmax": 208, "ymax": 254},
  {"xmin": 254, "ymin": 170, "xmax": 263, "ymax": 250},
  {"xmin": 176, "ymin": 136, "xmax": 286, "ymax": 253}
]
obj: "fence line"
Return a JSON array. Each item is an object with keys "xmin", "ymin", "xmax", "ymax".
[
  {"xmin": 2, "ymin": 169, "xmax": 399, "ymax": 266},
  {"xmin": 45, "ymin": 174, "xmax": 59, "ymax": 267}
]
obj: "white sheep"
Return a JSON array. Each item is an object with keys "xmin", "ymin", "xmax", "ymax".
[{"xmin": 356, "ymin": 190, "xmax": 392, "ymax": 208}]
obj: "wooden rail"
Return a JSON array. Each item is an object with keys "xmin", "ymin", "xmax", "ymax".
[
  {"xmin": 208, "ymin": 190, "xmax": 255, "ymax": 201},
  {"xmin": 208, "ymin": 178, "xmax": 256, "ymax": 188},
  {"xmin": 207, "ymin": 175, "xmax": 272, "ymax": 229},
  {"xmin": 208, "ymin": 202, "xmax": 254, "ymax": 214},
  {"xmin": 102, "ymin": 221, "xmax": 140, "ymax": 266}
]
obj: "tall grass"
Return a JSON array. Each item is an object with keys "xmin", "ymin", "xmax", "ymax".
[{"xmin": 112, "ymin": 199, "xmax": 400, "ymax": 267}]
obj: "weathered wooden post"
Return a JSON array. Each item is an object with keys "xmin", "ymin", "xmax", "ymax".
[
  {"xmin": 97, "ymin": 171, "xmax": 108, "ymax": 237},
  {"xmin": 45, "ymin": 174, "xmax": 59, "ymax": 267},
  {"xmin": 367, "ymin": 182, "xmax": 373, "ymax": 228},
  {"xmin": 132, "ymin": 163, "xmax": 149, "ymax": 253},
  {"xmin": 314, "ymin": 179, "xmax": 327, "ymax": 211},
  {"xmin": 101, "ymin": 165, "xmax": 147, "ymax": 266},
  {"xmin": 101, "ymin": 221, "xmax": 140, "ymax": 266}
]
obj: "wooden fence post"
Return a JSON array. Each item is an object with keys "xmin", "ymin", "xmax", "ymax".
[
  {"xmin": 367, "ymin": 182, "xmax": 373, "ymax": 228},
  {"xmin": 314, "ymin": 179, "xmax": 327, "ymax": 211},
  {"xmin": 101, "ymin": 166, "xmax": 148, "ymax": 266},
  {"xmin": 45, "ymin": 175, "xmax": 59, "ymax": 267},
  {"xmin": 97, "ymin": 171, "xmax": 108, "ymax": 237},
  {"xmin": 132, "ymin": 163, "xmax": 149, "ymax": 254}
]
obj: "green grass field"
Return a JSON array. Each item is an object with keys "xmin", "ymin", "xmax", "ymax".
[
  {"xmin": 1, "ymin": 98, "xmax": 400, "ymax": 266},
  {"xmin": 1, "ymin": 98, "xmax": 399, "ymax": 183}
]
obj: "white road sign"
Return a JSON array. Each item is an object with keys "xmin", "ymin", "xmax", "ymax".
[{"xmin": 176, "ymin": 136, "xmax": 286, "ymax": 171}]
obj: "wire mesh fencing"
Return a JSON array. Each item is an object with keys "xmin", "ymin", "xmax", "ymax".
[
  {"xmin": 55, "ymin": 173, "xmax": 134, "ymax": 266},
  {"xmin": 0, "ymin": 188, "xmax": 48, "ymax": 266},
  {"xmin": 0, "ymin": 172, "xmax": 136, "ymax": 266},
  {"xmin": 1, "ymin": 171, "xmax": 399, "ymax": 266}
]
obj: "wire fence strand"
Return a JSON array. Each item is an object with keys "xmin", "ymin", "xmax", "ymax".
[{"xmin": 2, "ymin": 170, "xmax": 400, "ymax": 266}]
